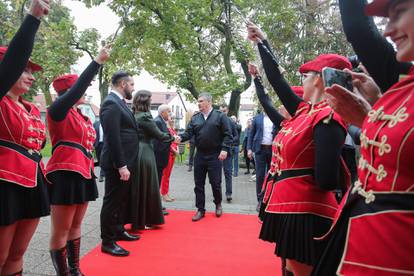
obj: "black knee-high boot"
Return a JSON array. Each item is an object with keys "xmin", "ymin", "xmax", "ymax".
[
  {"xmin": 50, "ymin": 246, "xmax": 70, "ymax": 276},
  {"xmin": 67, "ymin": 238, "xmax": 84, "ymax": 276}
]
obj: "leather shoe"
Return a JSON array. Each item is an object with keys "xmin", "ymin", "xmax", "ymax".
[
  {"xmin": 163, "ymin": 210, "xmax": 169, "ymax": 216},
  {"xmin": 101, "ymin": 241, "xmax": 129, "ymax": 257},
  {"xmin": 192, "ymin": 210, "xmax": 205, "ymax": 222},
  {"xmin": 117, "ymin": 231, "xmax": 140, "ymax": 241},
  {"xmin": 226, "ymin": 195, "xmax": 232, "ymax": 203},
  {"xmin": 215, "ymin": 204, "xmax": 223, "ymax": 217}
]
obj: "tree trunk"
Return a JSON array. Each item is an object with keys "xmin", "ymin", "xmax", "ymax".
[
  {"xmin": 228, "ymin": 89, "xmax": 241, "ymax": 116},
  {"xmin": 42, "ymin": 81, "xmax": 53, "ymax": 106},
  {"xmin": 98, "ymin": 67, "xmax": 108, "ymax": 102}
]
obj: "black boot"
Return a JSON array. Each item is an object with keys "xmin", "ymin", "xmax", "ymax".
[
  {"xmin": 50, "ymin": 246, "xmax": 70, "ymax": 276},
  {"xmin": 7, "ymin": 270, "xmax": 22, "ymax": 276},
  {"xmin": 67, "ymin": 238, "xmax": 84, "ymax": 276}
]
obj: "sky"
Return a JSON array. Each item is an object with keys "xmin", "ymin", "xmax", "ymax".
[{"xmin": 62, "ymin": 0, "xmax": 174, "ymax": 106}]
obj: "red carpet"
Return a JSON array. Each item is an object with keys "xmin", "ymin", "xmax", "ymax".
[{"xmin": 81, "ymin": 210, "xmax": 281, "ymax": 276}]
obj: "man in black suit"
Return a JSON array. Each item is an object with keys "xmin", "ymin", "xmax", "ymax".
[
  {"xmin": 93, "ymin": 120, "xmax": 104, "ymax": 182},
  {"xmin": 99, "ymin": 71, "xmax": 140, "ymax": 257},
  {"xmin": 153, "ymin": 104, "xmax": 172, "ymax": 215}
]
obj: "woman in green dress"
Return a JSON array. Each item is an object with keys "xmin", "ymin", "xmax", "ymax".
[{"xmin": 130, "ymin": 90, "xmax": 174, "ymax": 230}]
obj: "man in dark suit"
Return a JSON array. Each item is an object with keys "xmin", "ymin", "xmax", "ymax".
[
  {"xmin": 247, "ymin": 111, "xmax": 274, "ymax": 211},
  {"xmin": 93, "ymin": 120, "xmax": 105, "ymax": 182},
  {"xmin": 153, "ymin": 104, "xmax": 172, "ymax": 215},
  {"xmin": 99, "ymin": 71, "xmax": 140, "ymax": 257},
  {"xmin": 153, "ymin": 104, "xmax": 172, "ymax": 186}
]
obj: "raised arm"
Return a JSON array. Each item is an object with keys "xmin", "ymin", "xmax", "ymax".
[
  {"xmin": 0, "ymin": 0, "xmax": 50, "ymax": 97},
  {"xmin": 247, "ymin": 22, "xmax": 302, "ymax": 116},
  {"xmin": 48, "ymin": 46, "xmax": 110, "ymax": 121},
  {"xmin": 339, "ymin": 0, "xmax": 411, "ymax": 92},
  {"xmin": 249, "ymin": 64, "xmax": 285, "ymax": 126},
  {"xmin": 257, "ymin": 41, "xmax": 302, "ymax": 116}
]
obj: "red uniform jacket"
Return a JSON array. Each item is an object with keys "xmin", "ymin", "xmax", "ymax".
[
  {"xmin": 264, "ymin": 100, "xmax": 347, "ymax": 220},
  {"xmin": 0, "ymin": 96, "xmax": 46, "ymax": 187},
  {"xmin": 46, "ymin": 107, "xmax": 96, "ymax": 180},
  {"xmin": 336, "ymin": 71, "xmax": 414, "ymax": 275}
]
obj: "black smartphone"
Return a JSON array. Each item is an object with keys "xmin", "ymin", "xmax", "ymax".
[{"xmin": 322, "ymin": 67, "xmax": 353, "ymax": 91}]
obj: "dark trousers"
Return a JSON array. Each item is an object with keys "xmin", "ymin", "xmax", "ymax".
[
  {"xmin": 255, "ymin": 146, "xmax": 272, "ymax": 202},
  {"xmin": 193, "ymin": 152, "xmax": 222, "ymax": 211},
  {"xmin": 100, "ymin": 168, "xmax": 130, "ymax": 241},
  {"xmin": 222, "ymin": 149, "xmax": 233, "ymax": 196},
  {"xmin": 243, "ymin": 147, "xmax": 255, "ymax": 171},
  {"xmin": 188, "ymin": 142, "xmax": 196, "ymax": 167},
  {"xmin": 95, "ymin": 142, "xmax": 104, "ymax": 177},
  {"xmin": 156, "ymin": 165, "xmax": 164, "ymax": 187}
]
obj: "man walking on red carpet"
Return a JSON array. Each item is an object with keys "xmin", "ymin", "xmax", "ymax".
[{"xmin": 177, "ymin": 93, "xmax": 233, "ymax": 221}]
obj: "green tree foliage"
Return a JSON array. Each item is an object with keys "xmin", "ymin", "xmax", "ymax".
[
  {"xmin": 85, "ymin": 0, "xmax": 353, "ymax": 114},
  {"xmin": 250, "ymin": 0, "xmax": 353, "ymax": 86}
]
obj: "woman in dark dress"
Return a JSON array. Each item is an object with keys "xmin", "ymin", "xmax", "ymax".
[
  {"xmin": 247, "ymin": 23, "xmax": 351, "ymax": 276},
  {"xmin": 46, "ymin": 45, "xmax": 110, "ymax": 275},
  {"xmin": 0, "ymin": 2, "xmax": 49, "ymax": 275},
  {"xmin": 130, "ymin": 90, "xmax": 174, "ymax": 230}
]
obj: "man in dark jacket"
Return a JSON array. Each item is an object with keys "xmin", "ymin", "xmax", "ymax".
[
  {"xmin": 178, "ymin": 93, "xmax": 233, "ymax": 221},
  {"xmin": 153, "ymin": 104, "xmax": 173, "ymax": 215},
  {"xmin": 99, "ymin": 71, "xmax": 140, "ymax": 257},
  {"xmin": 247, "ymin": 111, "xmax": 274, "ymax": 210},
  {"xmin": 153, "ymin": 104, "xmax": 172, "ymax": 186},
  {"xmin": 219, "ymin": 104, "xmax": 239, "ymax": 203},
  {"xmin": 231, "ymin": 115, "xmax": 242, "ymax": 177}
]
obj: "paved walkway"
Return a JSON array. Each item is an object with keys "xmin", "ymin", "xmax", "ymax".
[{"xmin": 24, "ymin": 164, "xmax": 258, "ymax": 275}]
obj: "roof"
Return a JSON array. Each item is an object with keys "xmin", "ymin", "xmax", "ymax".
[{"xmin": 150, "ymin": 92, "xmax": 177, "ymax": 105}]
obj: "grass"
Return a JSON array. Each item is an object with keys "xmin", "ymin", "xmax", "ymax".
[{"xmin": 41, "ymin": 140, "xmax": 52, "ymax": 157}]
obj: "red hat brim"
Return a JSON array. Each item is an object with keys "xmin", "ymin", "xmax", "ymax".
[
  {"xmin": 0, "ymin": 46, "xmax": 42, "ymax": 72},
  {"xmin": 28, "ymin": 60, "xmax": 42, "ymax": 72},
  {"xmin": 365, "ymin": 0, "xmax": 392, "ymax": 17}
]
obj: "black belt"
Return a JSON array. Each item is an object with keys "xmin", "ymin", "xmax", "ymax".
[
  {"xmin": 268, "ymin": 168, "xmax": 314, "ymax": 183},
  {"xmin": 261, "ymin": 144, "xmax": 272, "ymax": 148},
  {"xmin": 52, "ymin": 141, "xmax": 93, "ymax": 159},
  {"xmin": 0, "ymin": 139, "xmax": 42, "ymax": 162},
  {"xmin": 344, "ymin": 191, "xmax": 414, "ymax": 218}
]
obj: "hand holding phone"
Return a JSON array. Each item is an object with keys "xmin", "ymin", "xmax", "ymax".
[{"xmin": 322, "ymin": 67, "xmax": 353, "ymax": 91}]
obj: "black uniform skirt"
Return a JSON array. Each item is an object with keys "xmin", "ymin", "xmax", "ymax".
[
  {"xmin": 48, "ymin": 170, "xmax": 98, "ymax": 205},
  {"xmin": 259, "ymin": 211, "xmax": 332, "ymax": 266},
  {"xmin": 0, "ymin": 167, "xmax": 50, "ymax": 226}
]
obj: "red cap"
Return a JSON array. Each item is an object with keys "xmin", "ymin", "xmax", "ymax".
[
  {"xmin": 52, "ymin": 74, "xmax": 78, "ymax": 94},
  {"xmin": 365, "ymin": 0, "xmax": 393, "ymax": 17},
  {"xmin": 0, "ymin": 46, "xmax": 42, "ymax": 72},
  {"xmin": 291, "ymin": 86, "xmax": 304, "ymax": 98},
  {"xmin": 299, "ymin": 54, "xmax": 352, "ymax": 74}
]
